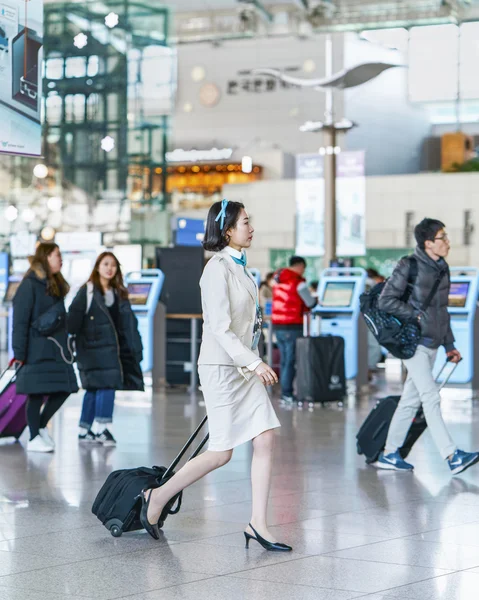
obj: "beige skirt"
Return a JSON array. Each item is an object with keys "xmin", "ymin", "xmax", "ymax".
[{"xmin": 198, "ymin": 365, "xmax": 281, "ymax": 452}]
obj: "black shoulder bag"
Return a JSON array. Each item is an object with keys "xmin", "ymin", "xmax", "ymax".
[{"xmin": 360, "ymin": 258, "xmax": 446, "ymax": 360}]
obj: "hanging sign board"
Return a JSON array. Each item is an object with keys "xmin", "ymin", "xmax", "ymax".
[
  {"xmin": 336, "ymin": 150, "xmax": 366, "ymax": 257},
  {"xmin": 295, "ymin": 153, "xmax": 325, "ymax": 257}
]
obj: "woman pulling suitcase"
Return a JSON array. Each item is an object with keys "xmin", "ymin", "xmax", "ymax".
[
  {"xmin": 12, "ymin": 243, "xmax": 78, "ymax": 452},
  {"xmin": 139, "ymin": 200, "xmax": 292, "ymax": 552},
  {"xmin": 68, "ymin": 252, "xmax": 143, "ymax": 446}
]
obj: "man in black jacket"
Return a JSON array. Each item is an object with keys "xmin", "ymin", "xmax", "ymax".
[{"xmin": 376, "ymin": 218, "xmax": 479, "ymax": 475}]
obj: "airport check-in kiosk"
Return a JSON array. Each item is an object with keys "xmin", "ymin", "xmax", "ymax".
[
  {"xmin": 434, "ymin": 268, "xmax": 479, "ymax": 386},
  {"xmin": 126, "ymin": 270, "xmax": 165, "ymax": 385},
  {"xmin": 314, "ymin": 268, "xmax": 368, "ymax": 387}
]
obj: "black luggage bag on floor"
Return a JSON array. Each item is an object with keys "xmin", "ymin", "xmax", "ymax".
[
  {"xmin": 92, "ymin": 415, "xmax": 209, "ymax": 537},
  {"xmin": 296, "ymin": 336, "xmax": 346, "ymax": 404},
  {"xmin": 356, "ymin": 359, "xmax": 459, "ymax": 464}
]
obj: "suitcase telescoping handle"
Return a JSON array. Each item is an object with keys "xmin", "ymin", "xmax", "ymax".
[
  {"xmin": 436, "ymin": 357, "xmax": 461, "ymax": 391},
  {"xmin": 162, "ymin": 415, "xmax": 209, "ymax": 481}
]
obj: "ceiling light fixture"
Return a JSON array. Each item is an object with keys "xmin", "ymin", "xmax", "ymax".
[
  {"xmin": 5, "ymin": 205, "xmax": 18, "ymax": 222},
  {"xmin": 105, "ymin": 12, "xmax": 119, "ymax": 28},
  {"xmin": 47, "ymin": 196, "xmax": 63, "ymax": 212},
  {"xmin": 33, "ymin": 163, "xmax": 48, "ymax": 179},
  {"xmin": 241, "ymin": 156, "xmax": 253, "ymax": 174},
  {"xmin": 21, "ymin": 208, "xmax": 36, "ymax": 223},
  {"xmin": 101, "ymin": 136, "xmax": 115, "ymax": 152},
  {"xmin": 73, "ymin": 33, "xmax": 88, "ymax": 49},
  {"xmin": 41, "ymin": 226, "xmax": 56, "ymax": 241}
]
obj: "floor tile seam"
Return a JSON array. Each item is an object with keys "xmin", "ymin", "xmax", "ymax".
[
  {"xmin": 110, "ymin": 574, "xmax": 222, "ymax": 600},
  {"xmin": 0, "ymin": 542, "xmax": 186, "ymax": 576},
  {"xmin": 226, "ymin": 571, "xmax": 370, "ymax": 593},
  {"xmin": 189, "ymin": 498, "xmax": 376, "ymax": 524},
  {"xmin": 203, "ymin": 551, "xmax": 334, "ymax": 579},
  {"xmin": 340, "ymin": 567, "xmax": 477, "ymax": 599},
  {"xmin": 399, "ymin": 518, "xmax": 479, "ymax": 542},
  {"xmin": 0, "ymin": 581, "xmax": 95, "ymax": 599},
  {"xmin": 226, "ymin": 569, "xmax": 369, "ymax": 595},
  {"xmin": 0, "ymin": 523, "xmax": 101, "ymax": 543},
  {"xmin": 270, "ymin": 521, "xmax": 391, "ymax": 542},
  {"xmin": 285, "ymin": 517, "xmax": 479, "ymax": 540},
  {"xmin": 164, "ymin": 538, "xmax": 314, "ymax": 562},
  {"xmin": 318, "ymin": 552, "xmax": 456, "ymax": 573},
  {"xmin": 323, "ymin": 499, "xmax": 477, "ymax": 518},
  {"xmin": 333, "ymin": 534, "xmax": 479, "ymax": 555}
]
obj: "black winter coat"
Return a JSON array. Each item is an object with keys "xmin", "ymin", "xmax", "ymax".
[
  {"xmin": 67, "ymin": 284, "xmax": 144, "ymax": 391},
  {"xmin": 12, "ymin": 267, "xmax": 79, "ymax": 396},
  {"xmin": 378, "ymin": 247, "xmax": 455, "ymax": 351}
]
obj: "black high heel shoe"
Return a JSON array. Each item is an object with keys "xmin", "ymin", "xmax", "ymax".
[
  {"xmin": 138, "ymin": 488, "xmax": 160, "ymax": 540},
  {"xmin": 244, "ymin": 523, "xmax": 292, "ymax": 552}
]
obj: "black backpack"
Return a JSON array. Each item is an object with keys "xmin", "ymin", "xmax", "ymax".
[{"xmin": 360, "ymin": 257, "xmax": 445, "ymax": 360}]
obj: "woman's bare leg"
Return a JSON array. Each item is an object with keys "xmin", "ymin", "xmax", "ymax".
[
  {"xmin": 146, "ymin": 449, "xmax": 232, "ymax": 524},
  {"xmin": 246, "ymin": 429, "xmax": 277, "ymax": 541}
]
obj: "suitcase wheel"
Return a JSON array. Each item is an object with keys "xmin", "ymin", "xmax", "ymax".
[
  {"xmin": 106, "ymin": 519, "xmax": 124, "ymax": 538},
  {"xmin": 110, "ymin": 524, "xmax": 122, "ymax": 538}
]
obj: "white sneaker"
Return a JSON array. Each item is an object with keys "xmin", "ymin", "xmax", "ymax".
[
  {"xmin": 27, "ymin": 435, "xmax": 54, "ymax": 453},
  {"xmin": 39, "ymin": 428, "xmax": 55, "ymax": 449}
]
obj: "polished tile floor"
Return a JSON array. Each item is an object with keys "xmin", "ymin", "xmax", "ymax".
[{"xmin": 1, "ymin": 365, "xmax": 479, "ymax": 600}]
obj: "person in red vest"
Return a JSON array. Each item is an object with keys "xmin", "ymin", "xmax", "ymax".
[{"xmin": 272, "ymin": 256, "xmax": 317, "ymax": 403}]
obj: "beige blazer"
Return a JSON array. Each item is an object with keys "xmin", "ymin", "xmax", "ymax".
[{"xmin": 198, "ymin": 249, "xmax": 260, "ymax": 368}]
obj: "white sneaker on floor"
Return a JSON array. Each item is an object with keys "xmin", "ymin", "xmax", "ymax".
[
  {"xmin": 39, "ymin": 428, "xmax": 55, "ymax": 449},
  {"xmin": 27, "ymin": 435, "xmax": 54, "ymax": 453}
]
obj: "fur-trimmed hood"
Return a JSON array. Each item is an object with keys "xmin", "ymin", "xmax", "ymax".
[
  {"xmin": 28, "ymin": 259, "xmax": 48, "ymax": 282},
  {"xmin": 25, "ymin": 258, "xmax": 70, "ymax": 297}
]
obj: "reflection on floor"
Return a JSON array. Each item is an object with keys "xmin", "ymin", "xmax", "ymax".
[{"xmin": 1, "ymin": 367, "xmax": 479, "ymax": 600}]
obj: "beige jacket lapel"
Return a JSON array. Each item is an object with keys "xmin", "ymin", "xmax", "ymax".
[{"xmin": 218, "ymin": 249, "xmax": 257, "ymax": 303}]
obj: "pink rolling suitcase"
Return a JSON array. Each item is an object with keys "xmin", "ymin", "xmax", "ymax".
[{"xmin": 0, "ymin": 365, "xmax": 28, "ymax": 441}]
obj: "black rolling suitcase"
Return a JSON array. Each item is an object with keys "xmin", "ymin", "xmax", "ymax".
[
  {"xmin": 92, "ymin": 415, "xmax": 209, "ymax": 537},
  {"xmin": 356, "ymin": 359, "xmax": 459, "ymax": 464},
  {"xmin": 296, "ymin": 335, "xmax": 346, "ymax": 405}
]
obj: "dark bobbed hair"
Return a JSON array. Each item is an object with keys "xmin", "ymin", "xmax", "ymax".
[
  {"xmin": 203, "ymin": 200, "xmax": 245, "ymax": 252},
  {"xmin": 414, "ymin": 218, "xmax": 446, "ymax": 250},
  {"xmin": 290, "ymin": 255, "xmax": 307, "ymax": 268},
  {"xmin": 88, "ymin": 251, "xmax": 129, "ymax": 300}
]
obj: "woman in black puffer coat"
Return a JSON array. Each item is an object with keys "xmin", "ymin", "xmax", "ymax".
[
  {"xmin": 68, "ymin": 252, "xmax": 143, "ymax": 446},
  {"xmin": 12, "ymin": 243, "xmax": 78, "ymax": 453}
]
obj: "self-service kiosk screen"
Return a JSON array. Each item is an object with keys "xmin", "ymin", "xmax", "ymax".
[
  {"xmin": 128, "ymin": 283, "xmax": 152, "ymax": 305},
  {"xmin": 321, "ymin": 282, "xmax": 355, "ymax": 308},
  {"xmin": 448, "ymin": 282, "xmax": 469, "ymax": 308}
]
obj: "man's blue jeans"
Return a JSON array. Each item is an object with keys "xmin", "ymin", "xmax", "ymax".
[
  {"xmin": 79, "ymin": 389, "xmax": 115, "ymax": 429},
  {"xmin": 275, "ymin": 328, "xmax": 303, "ymax": 397}
]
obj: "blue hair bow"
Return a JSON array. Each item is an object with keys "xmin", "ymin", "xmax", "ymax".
[{"xmin": 215, "ymin": 198, "xmax": 228, "ymax": 231}]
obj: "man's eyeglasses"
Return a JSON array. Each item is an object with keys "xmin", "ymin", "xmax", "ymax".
[{"xmin": 434, "ymin": 234, "xmax": 449, "ymax": 242}]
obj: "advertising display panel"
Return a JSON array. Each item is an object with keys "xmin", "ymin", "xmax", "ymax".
[{"xmin": 0, "ymin": 0, "xmax": 43, "ymax": 156}]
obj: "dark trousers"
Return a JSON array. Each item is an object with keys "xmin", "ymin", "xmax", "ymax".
[
  {"xmin": 26, "ymin": 393, "xmax": 69, "ymax": 440},
  {"xmin": 275, "ymin": 328, "xmax": 303, "ymax": 398}
]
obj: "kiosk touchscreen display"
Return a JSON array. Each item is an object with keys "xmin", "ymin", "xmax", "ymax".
[
  {"xmin": 128, "ymin": 283, "xmax": 152, "ymax": 305},
  {"xmin": 321, "ymin": 282, "xmax": 355, "ymax": 308},
  {"xmin": 448, "ymin": 282, "xmax": 469, "ymax": 308}
]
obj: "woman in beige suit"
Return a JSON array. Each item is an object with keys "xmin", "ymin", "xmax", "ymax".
[{"xmin": 140, "ymin": 199, "xmax": 292, "ymax": 552}]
